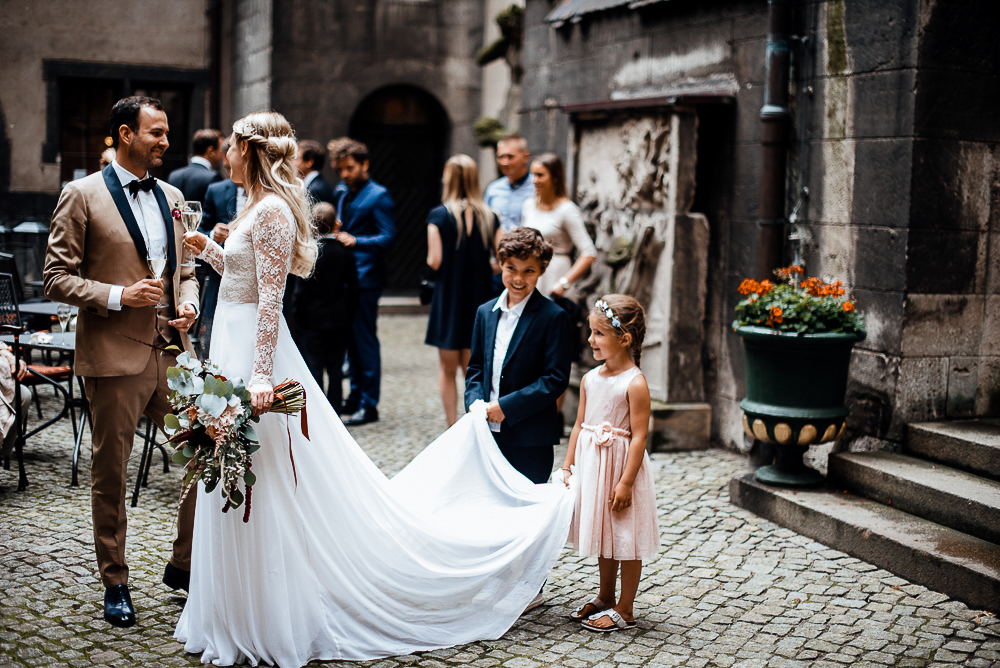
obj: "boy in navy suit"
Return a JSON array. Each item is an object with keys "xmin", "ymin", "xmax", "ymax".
[
  {"xmin": 465, "ymin": 227, "xmax": 571, "ymax": 484},
  {"xmin": 293, "ymin": 203, "xmax": 360, "ymax": 412}
]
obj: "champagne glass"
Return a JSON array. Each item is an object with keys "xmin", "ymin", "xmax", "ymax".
[
  {"xmin": 180, "ymin": 201, "xmax": 202, "ymax": 267},
  {"xmin": 56, "ymin": 304, "xmax": 72, "ymax": 333},
  {"xmin": 147, "ymin": 245, "xmax": 169, "ymax": 309}
]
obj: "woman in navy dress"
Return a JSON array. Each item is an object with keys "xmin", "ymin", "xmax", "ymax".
[{"xmin": 425, "ymin": 154, "xmax": 502, "ymax": 425}]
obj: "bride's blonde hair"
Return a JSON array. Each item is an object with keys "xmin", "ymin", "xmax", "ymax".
[{"xmin": 230, "ymin": 111, "xmax": 317, "ymax": 277}]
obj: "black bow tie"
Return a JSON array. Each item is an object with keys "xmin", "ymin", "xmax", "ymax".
[{"xmin": 127, "ymin": 177, "xmax": 156, "ymax": 198}]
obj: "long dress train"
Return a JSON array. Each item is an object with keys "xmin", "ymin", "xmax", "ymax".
[{"xmin": 174, "ymin": 194, "xmax": 574, "ymax": 666}]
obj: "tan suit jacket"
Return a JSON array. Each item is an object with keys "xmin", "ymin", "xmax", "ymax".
[{"xmin": 44, "ymin": 165, "xmax": 199, "ymax": 377}]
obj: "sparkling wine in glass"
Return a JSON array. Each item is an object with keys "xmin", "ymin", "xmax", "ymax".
[
  {"xmin": 181, "ymin": 201, "xmax": 202, "ymax": 267},
  {"xmin": 147, "ymin": 246, "xmax": 169, "ymax": 309},
  {"xmin": 57, "ymin": 304, "xmax": 71, "ymax": 333}
]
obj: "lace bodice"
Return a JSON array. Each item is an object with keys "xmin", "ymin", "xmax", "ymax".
[
  {"xmin": 199, "ymin": 194, "xmax": 295, "ymax": 389},
  {"xmin": 582, "ymin": 365, "xmax": 643, "ymax": 433}
]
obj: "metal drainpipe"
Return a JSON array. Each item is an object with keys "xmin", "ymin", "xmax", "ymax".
[{"xmin": 756, "ymin": 0, "xmax": 793, "ymax": 280}]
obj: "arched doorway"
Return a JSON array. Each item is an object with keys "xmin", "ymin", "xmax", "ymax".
[{"xmin": 349, "ymin": 85, "xmax": 450, "ymax": 290}]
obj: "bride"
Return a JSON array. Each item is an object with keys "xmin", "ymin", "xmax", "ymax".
[{"xmin": 175, "ymin": 111, "xmax": 574, "ymax": 667}]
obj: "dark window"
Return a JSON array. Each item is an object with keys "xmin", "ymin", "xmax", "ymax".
[{"xmin": 58, "ymin": 78, "xmax": 118, "ymax": 184}]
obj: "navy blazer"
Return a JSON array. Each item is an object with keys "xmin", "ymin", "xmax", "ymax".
[
  {"xmin": 200, "ymin": 179, "xmax": 238, "ymax": 236},
  {"xmin": 464, "ymin": 290, "xmax": 571, "ymax": 449},
  {"xmin": 336, "ymin": 180, "xmax": 396, "ymax": 289},
  {"xmin": 167, "ymin": 162, "xmax": 222, "ymax": 203},
  {"xmin": 306, "ymin": 174, "xmax": 339, "ymax": 205}
]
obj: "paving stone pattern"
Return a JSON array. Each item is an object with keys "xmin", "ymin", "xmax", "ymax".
[{"xmin": 2, "ymin": 315, "xmax": 999, "ymax": 667}]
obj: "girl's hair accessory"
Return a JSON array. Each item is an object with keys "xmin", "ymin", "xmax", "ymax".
[{"xmin": 595, "ymin": 300, "xmax": 621, "ymax": 329}]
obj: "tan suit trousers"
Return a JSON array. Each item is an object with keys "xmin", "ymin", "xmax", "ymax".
[{"xmin": 83, "ymin": 336, "xmax": 196, "ymax": 587}]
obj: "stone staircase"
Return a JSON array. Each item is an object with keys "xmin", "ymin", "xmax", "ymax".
[{"xmin": 730, "ymin": 420, "xmax": 1000, "ymax": 612}]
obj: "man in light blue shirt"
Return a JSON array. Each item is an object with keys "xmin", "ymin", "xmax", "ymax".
[{"xmin": 484, "ymin": 135, "xmax": 535, "ymax": 233}]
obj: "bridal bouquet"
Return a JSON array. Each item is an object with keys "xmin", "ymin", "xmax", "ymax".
[{"xmin": 163, "ymin": 351, "xmax": 306, "ymax": 522}]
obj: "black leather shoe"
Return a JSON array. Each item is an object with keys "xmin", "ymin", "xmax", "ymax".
[
  {"xmin": 343, "ymin": 407, "xmax": 379, "ymax": 426},
  {"xmin": 103, "ymin": 584, "xmax": 136, "ymax": 628},
  {"xmin": 162, "ymin": 562, "xmax": 190, "ymax": 592}
]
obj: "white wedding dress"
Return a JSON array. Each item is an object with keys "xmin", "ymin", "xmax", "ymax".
[{"xmin": 174, "ymin": 194, "xmax": 574, "ymax": 667}]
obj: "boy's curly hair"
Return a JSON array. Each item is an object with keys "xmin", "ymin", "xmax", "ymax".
[{"xmin": 497, "ymin": 227, "xmax": 554, "ymax": 270}]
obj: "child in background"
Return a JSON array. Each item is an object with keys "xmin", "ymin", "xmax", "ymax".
[
  {"xmin": 292, "ymin": 202, "xmax": 360, "ymax": 413},
  {"xmin": 562, "ymin": 294, "xmax": 660, "ymax": 632}
]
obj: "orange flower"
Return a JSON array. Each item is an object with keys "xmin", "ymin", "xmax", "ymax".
[
  {"xmin": 738, "ymin": 278, "xmax": 759, "ymax": 296},
  {"xmin": 767, "ymin": 305, "xmax": 783, "ymax": 326},
  {"xmin": 758, "ymin": 280, "xmax": 774, "ymax": 295},
  {"xmin": 789, "ymin": 265, "xmax": 804, "ymax": 275},
  {"xmin": 843, "ymin": 301, "xmax": 855, "ymax": 312}
]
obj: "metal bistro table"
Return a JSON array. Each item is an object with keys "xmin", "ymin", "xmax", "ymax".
[{"xmin": 2, "ymin": 331, "xmax": 90, "ymax": 486}]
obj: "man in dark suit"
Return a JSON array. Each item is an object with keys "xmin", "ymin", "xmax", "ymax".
[
  {"xmin": 333, "ymin": 139, "xmax": 396, "ymax": 426},
  {"xmin": 167, "ymin": 129, "xmax": 223, "ymax": 202},
  {"xmin": 293, "ymin": 202, "xmax": 360, "ymax": 411},
  {"xmin": 195, "ymin": 141, "xmax": 244, "ymax": 355},
  {"xmin": 294, "ymin": 140, "xmax": 338, "ymax": 204},
  {"xmin": 465, "ymin": 227, "xmax": 571, "ymax": 484}
]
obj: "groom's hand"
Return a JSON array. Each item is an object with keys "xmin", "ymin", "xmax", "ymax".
[
  {"xmin": 122, "ymin": 278, "xmax": 163, "ymax": 307},
  {"xmin": 169, "ymin": 303, "xmax": 197, "ymax": 332},
  {"xmin": 485, "ymin": 401, "xmax": 505, "ymax": 424}
]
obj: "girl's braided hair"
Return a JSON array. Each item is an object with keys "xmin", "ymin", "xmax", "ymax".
[{"xmin": 592, "ymin": 294, "xmax": 646, "ymax": 366}]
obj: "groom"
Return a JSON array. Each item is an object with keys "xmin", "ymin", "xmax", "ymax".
[{"xmin": 44, "ymin": 96, "xmax": 200, "ymax": 627}]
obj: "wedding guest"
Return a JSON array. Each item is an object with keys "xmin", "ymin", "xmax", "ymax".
[
  {"xmin": 484, "ymin": 135, "xmax": 534, "ymax": 233},
  {"xmin": 465, "ymin": 226, "xmax": 570, "ymax": 487},
  {"xmin": 562, "ymin": 294, "xmax": 659, "ymax": 633},
  {"xmin": 293, "ymin": 140, "xmax": 337, "ymax": 204},
  {"xmin": 99, "ymin": 147, "xmax": 116, "ymax": 170},
  {"xmin": 326, "ymin": 136, "xmax": 351, "ymax": 200},
  {"xmin": 196, "ymin": 141, "xmax": 244, "ymax": 355},
  {"xmin": 522, "ymin": 153, "xmax": 596, "ymax": 299},
  {"xmin": 44, "ymin": 96, "xmax": 200, "ymax": 627},
  {"xmin": 425, "ymin": 155, "xmax": 502, "ymax": 426},
  {"xmin": 0, "ymin": 341, "xmax": 31, "ymax": 465},
  {"xmin": 293, "ymin": 202, "xmax": 359, "ymax": 412},
  {"xmin": 333, "ymin": 139, "xmax": 396, "ymax": 426},
  {"xmin": 167, "ymin": 128, "xmax": 224, "ymax": 202}
]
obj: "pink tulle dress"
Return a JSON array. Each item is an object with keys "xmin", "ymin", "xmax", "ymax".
[{"xmin": 568, "ymin": 365, "xmax": 660, "ymax": 561}]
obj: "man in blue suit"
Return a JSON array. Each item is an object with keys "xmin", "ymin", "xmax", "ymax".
[
  {"xmin": 293, "ymin": 140, "xmax": 339, "ymax": 205},
  {"xmin": 195, "ymin": 142, "xmax": 244, "ymax": 354},
  {"xmin": 167, "ymin": 129, "xmax": 223, "ymax": 203},
  {"xmin": 333, "ymin": 140, "xmax": 396, "ymax": 426}
]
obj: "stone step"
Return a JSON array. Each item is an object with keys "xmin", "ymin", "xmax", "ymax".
[
  {"xmin": 828, "ymin": 451, "xmax": 1000, "ymax": 545},
  {"xmin": 907, "ymin": 420, "xmax": 1000, "ymax": 482},
  {"xmin": 729, "ymin": 473, "xmax": 1000, "ymax": 613},
  {"xmin": 378, "ymin": 295, "xmax": 428, "ymax": 315}
]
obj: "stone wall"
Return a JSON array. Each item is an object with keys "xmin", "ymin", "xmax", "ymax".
[
  {"xmin": 521, "ymin": 0, "xmax": 1000, "ymax": 452},
  {"xmin": 233, "ymin": 0, "xmax": 274, "ymax": 118},
  {"xmin": 269, "ymin": 0, "xmax": 486, "ymax": 175}
]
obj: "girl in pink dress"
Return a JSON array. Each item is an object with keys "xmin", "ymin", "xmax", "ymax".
[{"xmin": 561, "ymin": 294, "xmax": 660, "ymax": 632}]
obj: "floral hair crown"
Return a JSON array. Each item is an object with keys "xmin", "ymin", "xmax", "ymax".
[{"xmin": 595, "ymin": 300, "xmax": 621, "ymax": 329}]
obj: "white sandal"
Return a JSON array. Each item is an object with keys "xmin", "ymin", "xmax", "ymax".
[
  {"xmin": 568, "ymin": 598, "xmax": 610, "ymax": 621},
  {"xmin": 581, "ymin": 609, "xmax": 637, "ymax": 633}
]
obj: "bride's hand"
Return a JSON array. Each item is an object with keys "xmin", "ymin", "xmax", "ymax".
[
  {"xmin": 249, "ymin": 384, "xmax": 274, "ymax": 417},
  {"xmin": 183, "ymin": 231, "xmax": 208, "ymax": 256}
]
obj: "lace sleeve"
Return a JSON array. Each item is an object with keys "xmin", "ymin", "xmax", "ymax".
[
  {"xmin": 197, "ymin": 238, "xmax": 226, "ymax": 275},
  {"xmin": 248, "ymin": 201, "xmax": 295, "ymax": 389}
]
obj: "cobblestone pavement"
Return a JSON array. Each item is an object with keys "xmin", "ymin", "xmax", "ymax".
[{"xmin": 2, "ymin": 314, "xmax": 1000, "ymax": 668}]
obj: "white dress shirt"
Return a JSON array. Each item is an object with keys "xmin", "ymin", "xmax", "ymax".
[
  {"xmin": 190, "ymin": 156, "xmax": 214, "ymax": 171},
  {"xmin": 303, "ymin": 171, "xmax": 320, "ymax": 189},
  {"xmin": 488, "ymin": 289, "xmax": 530, "ymax": 432},
  {"xmin": 236, "ymin": 186, "xmax": 247, "ymax": 215},
  {"xmin": 108, "ymin": 160, "xmax": 196, "ymax": 315}
]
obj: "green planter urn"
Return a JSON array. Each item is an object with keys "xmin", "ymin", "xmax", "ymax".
[{"xmin": 735, "ymin": 325, "xmax": 866, "ymax": 486}]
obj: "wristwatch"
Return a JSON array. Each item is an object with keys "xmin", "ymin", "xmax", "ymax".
[{"xmin": 558, "ymin": 276, "xmax": 571, "ymax": 290}]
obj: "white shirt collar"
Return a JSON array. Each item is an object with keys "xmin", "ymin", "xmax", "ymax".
[
  {"xmin": 304, "ymin": 170, "xmax": 320, "ymax": 187},
  {"xmin": 492, "ymin": 289, "xmax": 531, "ymax": 317},
  {"xmin": 111, "ymin": 159, "xmax": 148, "ymax": 187},
  {"xmin": 191, "ymin": 156, "xmax": 213, "ymax": 170}
]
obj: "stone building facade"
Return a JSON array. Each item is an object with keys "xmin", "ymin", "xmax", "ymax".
[{"xmin": 520, "ymin": 0, "xmax": 1000, "ymax": 452}]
